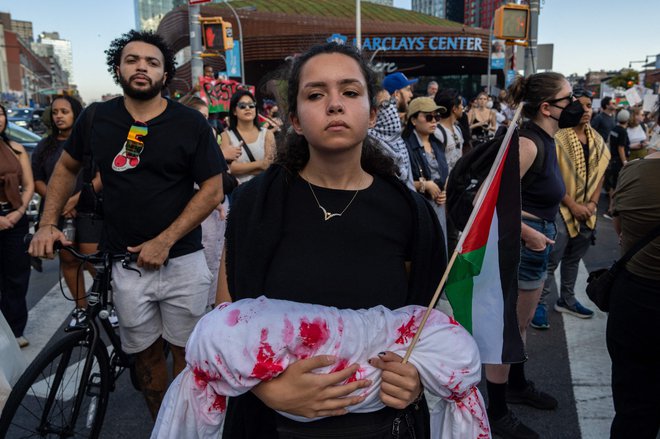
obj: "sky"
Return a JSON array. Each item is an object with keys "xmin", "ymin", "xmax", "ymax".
[{"xmin": 1, "ymin": 0, "xmax": 658, "ymax": 103}]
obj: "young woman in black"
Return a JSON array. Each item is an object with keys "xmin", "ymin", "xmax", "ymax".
[{"xmin": 217, "ymin": 42, "xmax": 447, "ymax": 438}]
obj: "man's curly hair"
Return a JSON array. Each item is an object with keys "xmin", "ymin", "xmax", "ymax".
[{"xmin": 105, "ymin": 30, "xmax": 176, "ymax": 87}]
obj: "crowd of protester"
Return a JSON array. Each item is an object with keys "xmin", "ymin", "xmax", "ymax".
[{"xmin": 1, "ymin": 29, "xmax": 658, "ymax": 439}]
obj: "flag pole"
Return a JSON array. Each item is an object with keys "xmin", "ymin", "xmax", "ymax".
[{"xmin": 402, "ymin": 104, "xmax": 525, "ymax": 364}]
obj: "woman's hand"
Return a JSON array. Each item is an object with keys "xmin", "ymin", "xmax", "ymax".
[
  {"xmin": 368, "ymin": 352, "xmax": 423, "ymax": 410},
  {"xmin": 0, "ymin": 215, "xmax": 14, "ymax": 230},
  {"xmin": 221, "ymin": 142, "xmax": 242, "ymax": 162},
  {"xmin": 434, "ymin": 190, "xmax": 446, "ymax": 206},
  {"xmin": 522, "ymin": 226, "xmax": 555, "ymax": 251},
  {"xmin": 252, "ymin": 355, "xmax": 371, "ymax": 419},
  {"xmin": 424, "ymin": 180, "xmax": 443, "ymax": 200},
  {"xmin": 62, "ymin": 194, "xmax": 79, "ymax": 218}
]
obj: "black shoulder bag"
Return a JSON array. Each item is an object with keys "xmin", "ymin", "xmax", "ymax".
[
  {"xmin": 231, "ymin": 129, "xmax": 256, "ymax": 162},
  {"xmin": 586, "ymin": 223, "xmax": 660, "ymax": 312}
]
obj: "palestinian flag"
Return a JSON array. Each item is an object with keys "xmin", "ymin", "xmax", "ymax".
[{"xmin": 445, "ymin": 122, "xmax": 525, "ymax": 365}]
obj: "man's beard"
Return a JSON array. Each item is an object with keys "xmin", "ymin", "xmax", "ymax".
[
  {"xmin": 397, "ymin": 98, "xmax": 407, "ymax": 114},
  {"xmin": 118, "ymin": 73, "xmax": 164, "ymax": 101}
]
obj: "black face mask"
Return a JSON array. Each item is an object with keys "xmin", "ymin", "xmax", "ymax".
[{"xmin": 549, "ymin": 100, "xmax": 585, "ymax": 129}]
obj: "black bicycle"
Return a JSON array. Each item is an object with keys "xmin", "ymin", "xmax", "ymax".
[{"xmin": 0, "ymin": 243, "xmax": 141, "ymax": 439}]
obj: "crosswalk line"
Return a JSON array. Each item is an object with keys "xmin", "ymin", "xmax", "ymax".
[{"xmin": 562, "ymin": 261, "xmax": 613, "ymax": 438}]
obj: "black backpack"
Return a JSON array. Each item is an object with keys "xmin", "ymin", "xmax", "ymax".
[{"xmin": 445, "ymin": 125, "xmax": 544, "ymax": 254}]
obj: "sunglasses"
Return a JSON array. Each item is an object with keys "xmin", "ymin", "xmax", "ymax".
[
  {"xmin": 547, "ymin": 93, "xmax": 574, "ymax": 104},
  {"xmin": 420, "ymin": 112, "xmax": 442, "ymax": 122},
  {"xmin": 237, "ymin": 102, "xmax": 256, "ymax": 110},
  {"xmin": 573, "ymin": 89, "xmax": 593, "ymax": 99}
]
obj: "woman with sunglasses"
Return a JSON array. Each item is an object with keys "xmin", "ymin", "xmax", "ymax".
[
  {"xmin": 482, "ymin": 72, "xmax": 585, "ymax": 439},
  {"xmin": 433, "ymin": 89, "xmax": 466, "ymax": 174},
  {"xmin": 220, "ymin": 90, "xmax": 275, "ymax": 184},
  {"xmin": 402, "ymin": 97, "xmax": 449, "ymax": 232}
]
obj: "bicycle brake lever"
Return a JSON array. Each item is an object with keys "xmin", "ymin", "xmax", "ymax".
[{"xmin": 122, "ymin": 255, "xmax": 142, "ymax": 277}]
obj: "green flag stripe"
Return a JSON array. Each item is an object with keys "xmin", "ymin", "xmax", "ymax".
[{"xmin": 446, "ymin": 246, "xmax": 488, "ymax": 334}]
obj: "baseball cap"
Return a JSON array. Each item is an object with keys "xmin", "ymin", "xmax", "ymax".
[
  {"xmin": 406, "ymin": 97, "xmax": 444, "ymax": 120},
  {"xmin": 383, "ymin": 72, "xmax": 418, "ymax": 94}
]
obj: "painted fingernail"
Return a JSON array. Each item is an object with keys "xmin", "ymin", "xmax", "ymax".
[{"xmin": 378, "ymin": 352, "xmax": 386, "ymax": 356}]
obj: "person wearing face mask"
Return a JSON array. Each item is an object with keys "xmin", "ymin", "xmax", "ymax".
[
  {"xmin": 531, "ymin": 87, "xmax": 610, "ymax": 330},
  {"xmin": 368, "ymin": 87, "xmax": 415, "ymax": 190},
  {"xmin": 483, "ymin": 72, "xmax": 584, "ymax": 439}
]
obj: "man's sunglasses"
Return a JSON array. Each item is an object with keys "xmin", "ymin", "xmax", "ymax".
[
  {"xmin": 237, "ymin": 102, "xmax": 256, "ymax": 110},
  {"xmin": 421, "ymin": 112, "xmax": 442, "ymax": 122}
]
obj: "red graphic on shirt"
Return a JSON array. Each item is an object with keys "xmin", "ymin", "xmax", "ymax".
[
  {"xmin": 448, "ymin": 316, "xmax": 460, "ymax": 326},
  {"xmin": 226, "ymin": 309, "xmax": 241, "ymax": 326},
  {"xmin": 329, "ymin": 359, "xmax": 364, "ymax": 384},
  {"xmin": 395, "ymin": 315, "xmax": 418, "ymax": 345},
  {"xmin": 250, "ymin": 328, "xmax": 284, "ymax": 381}
]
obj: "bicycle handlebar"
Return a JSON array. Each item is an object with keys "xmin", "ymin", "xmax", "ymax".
[{"xmin": 24, "ymin": 233, "xmax": 139, "ymax": 266}]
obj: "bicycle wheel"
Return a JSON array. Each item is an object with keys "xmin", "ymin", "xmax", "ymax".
[{"xmin": 0, "ymin": 330, "xmax": 111, "ymax": 439}]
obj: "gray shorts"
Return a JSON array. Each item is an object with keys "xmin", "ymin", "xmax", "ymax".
[{"xmin": 112, "ymin": 250, "xmax": 211, "ymax": 354}]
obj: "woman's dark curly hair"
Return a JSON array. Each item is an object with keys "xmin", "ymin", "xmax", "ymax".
[
  {"xmin": 37, "ymin": 95, "xmax": 83, "ymax": 168},
  {"xmin": 228, "ymin": 89, "xmax": 259, "ymax": 130},
  {"xmin": 276, "ymin": 42, "xmax": 396, "ymax": 177},
  {"xmin": 105, "ymin": 30, "xmax": 176, "ymax": 87}
]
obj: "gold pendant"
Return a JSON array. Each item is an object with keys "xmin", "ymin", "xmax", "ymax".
[{"xmin": 320, "ymin": 206, "xmax": 342, "ymax": 221}]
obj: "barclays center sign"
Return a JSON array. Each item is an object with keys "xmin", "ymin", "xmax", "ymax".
[{"xmin": 327, "ymin": 33, "xmax": 485, "ymax": 53}]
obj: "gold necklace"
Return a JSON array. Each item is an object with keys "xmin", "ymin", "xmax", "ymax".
[{"xmin": 304, "ymin": 174, "xmax": 364, "ymax": 221}]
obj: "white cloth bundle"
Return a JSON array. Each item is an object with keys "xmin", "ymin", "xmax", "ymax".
[{"xmin": 152, "ymin": 296, "xmax": 490, "ymax": 438}]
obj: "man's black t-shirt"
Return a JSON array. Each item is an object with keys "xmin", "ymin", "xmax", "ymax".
[
  {"xmin": 64, "ymin": 97, "xmax": 226, "ymax": 257},
  {"xmin": 263, "ymin": 175, "xmax": 413, "ymax": 310},
  {"xmin": 609, "ymin": 125, "xmax": 630, "ymax": 166}
]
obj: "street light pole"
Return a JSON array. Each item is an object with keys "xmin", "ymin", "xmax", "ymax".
[
  {"xmin": 189, "ymin": 4, "xmax": 204, "ymax": 88},
  {"xmin": 523, "ymin": 0, "xmax": 539, "ymax": 77},
  {"xmin": 355, "ymin": 0, "xmax": 361, "ymax": 49},
  {"xmin": 223, "ymin": 0, "xmax": 246, "ymax": 84}
]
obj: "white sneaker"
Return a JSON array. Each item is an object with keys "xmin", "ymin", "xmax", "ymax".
[{"xmin": 16, "ymin": 336, "xmax": 29, "ymax": 348}]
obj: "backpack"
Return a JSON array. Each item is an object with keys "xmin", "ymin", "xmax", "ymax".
[{"xmin": 445, "ymin": 124, "xmax": 544, "ymax": 254}]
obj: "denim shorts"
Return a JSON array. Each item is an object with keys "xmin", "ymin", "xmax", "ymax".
[{"xmin": 518, "ymin": 217, "xmax": 557, "ymax": 290}]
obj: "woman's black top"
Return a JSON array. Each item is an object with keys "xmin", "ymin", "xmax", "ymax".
[{"xmin": 222, "ymin": 165, "xmax": 446, "ymax": 438}]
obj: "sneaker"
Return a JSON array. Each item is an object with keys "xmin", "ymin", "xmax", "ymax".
[
  {"xmin": 108, "ymin": 308, "xmax": 119, "ymax": 328},
  {"xmin": 554, "ymin": 299, "xmax": 594, "ymax": 319},
  {"xmin": 602, "ymin": 212, "xmax": 613, "ymax": 220},
  {"xmin": 489, "ymin": 410, "xmax": 539, "ymax": 439},
  {"xmin": 69, "ymin": 308, "xmax": 88, "ymax": 328},
  {"xmin": 507, "ymin": 381, "xmax": 558, "ymax": 410},
  {"xmin": 530, "ymin": 305, "xmax": 549, "ymax": 330},
  {"xmin": 16, "ymin": 336, "xmax": 29, "ymax": 348}
]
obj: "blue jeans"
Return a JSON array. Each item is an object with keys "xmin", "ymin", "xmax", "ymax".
[{"xmin": 518, "ymin": 217, "xmax": 557, "ymax": 290}]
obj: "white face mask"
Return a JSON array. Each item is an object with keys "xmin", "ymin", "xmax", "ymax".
[{"xmin": 486, "ymin": 101, "xmax": 494, "ymax": 109}]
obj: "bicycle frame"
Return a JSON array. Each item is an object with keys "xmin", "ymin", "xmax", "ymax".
[{"xmin": 38, "ymin": 248, "xmax": 138, "ymax": 435}]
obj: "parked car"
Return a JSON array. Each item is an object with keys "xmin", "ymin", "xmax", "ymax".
[
  {"xmin": 5, "ymin": 121, "xmax": 42, "ymax": 155},
  {"xmin": 7, "ymin": 107, "xmax": 47, "ymax": 134}
]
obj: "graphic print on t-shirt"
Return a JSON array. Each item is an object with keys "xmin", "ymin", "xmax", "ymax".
[{"xmin": 113, "ymin": 122, "xmax": 148, "ymax": 172}]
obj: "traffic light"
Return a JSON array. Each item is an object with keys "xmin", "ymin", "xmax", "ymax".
[
  {"xmin": 493, "ymin": 4, "xmax": 530, "ymax": 41},
  {"xmin": 200, "ymin": 17, "xmax": 234, "ymax": 51}
]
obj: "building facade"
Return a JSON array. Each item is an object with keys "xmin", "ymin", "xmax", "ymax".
[
  {"xmin": 412, "ymin": 0, "xmax": 447, "ymax": 19},
  {"xmin": 134, "ymin": 0, "xmax": 187, "ymax": 31},
  {"xmin": 464, "ymin": 0, "xmax": 506, "ymax": 28},
  {"xmin": 38, "ymin": 32, "xmax": 73, "ymax": 83}
]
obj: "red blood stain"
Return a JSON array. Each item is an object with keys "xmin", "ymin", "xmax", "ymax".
[
  {"xmin": 250, "ymin": 328, "xmax": 284, "ymax": 381},
  {"xmin": 448, "ymin": 316, "xmax": 460, "ymax": 326},
  {"xmin": 226, "ymin": 309, "xmax": 241, "ymax": 326},
  {"xmin": 330, "ymin": 358, "xmax": 350, "ymax": 373},
  {"xmin": 210, "ymin": 394, "xmax": 227, "ymax": 413},
  {"xmin": 282, "ymin": 318, "xmax": 294, "ymax": 345},
  {"xmin": 299, "ymin": 318, "xmax": 330, "ymax": 349},
  {"xmin": 395, "ymin": 315, "xmax": 418, "ymax": 345},
  {"xmin": 346, "ymin": 367, "xmax": 365, "ymax": 384}
]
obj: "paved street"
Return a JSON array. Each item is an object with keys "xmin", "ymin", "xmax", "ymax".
[{"xmin": 15, "ymin": 193, "xmax": 625, "ymax": 439}]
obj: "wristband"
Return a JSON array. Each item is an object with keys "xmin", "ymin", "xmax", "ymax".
[
  {"xmin": 39, "ymin": 223, "xmax": 59, "ymax": 230},
  {"xmin": 587, "ymin": 200, "xmax": 597, "ymax": 207}
]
